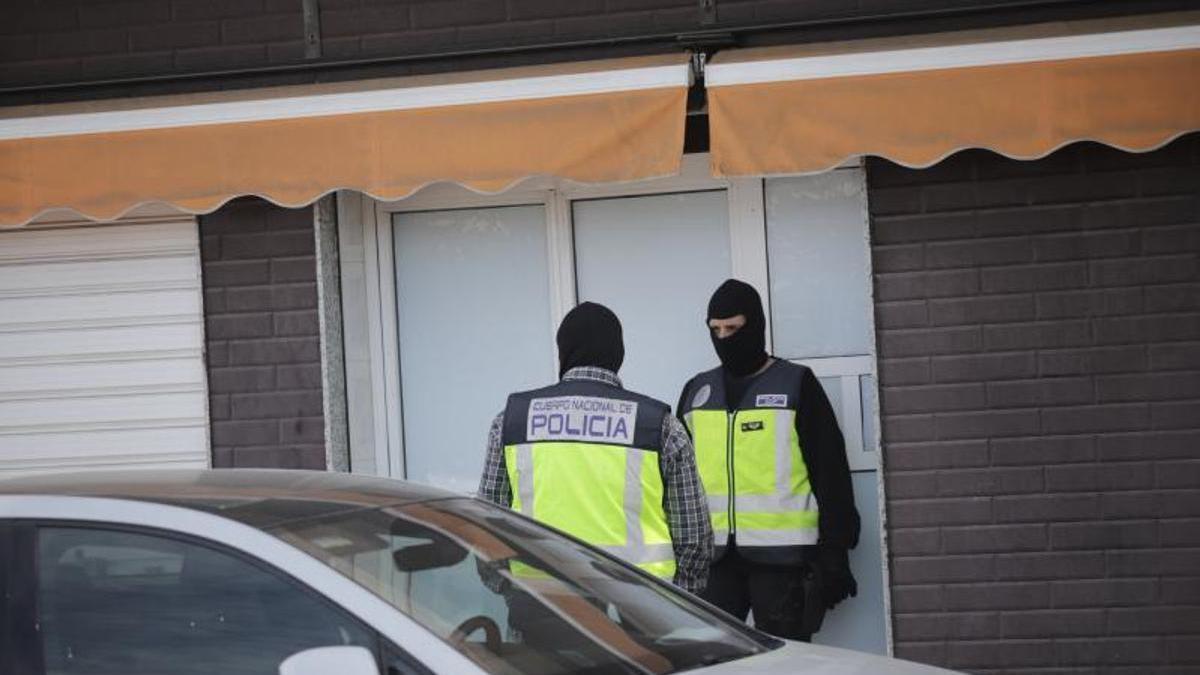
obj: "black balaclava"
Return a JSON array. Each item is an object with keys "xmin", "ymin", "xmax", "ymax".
[
  {"xmin": 557, "ymin": 302, "xmax": 625, "ymax": 378},
  {"xmin": 707, "ymin": 279, "xmax": 769, "ymax": 378}
]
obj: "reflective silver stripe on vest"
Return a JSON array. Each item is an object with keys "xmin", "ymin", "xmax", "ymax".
[
  {"xmin": 711, "ymin": 492, "xmax": 816, "ymax": 514},
  {"xmin": 606, "ymin": 450, "xmax": 672, "ymax": 568},
  {"xmin": 774, "ymin": 409, "xmax": 793, "ymax": 497},
  {"xmin": 706, "ymin": 409, "xmax": 819, "ymax": 539},
  {"xmin": 514, "ymin": 444, "xmax": 535, "ymax": 517},
  {"xmin": 622, "ymin": 449, "xmax": 642, "ymax": 556},
  {"xmin": 514, "ymin": 444, "xmax": 673, "ymax": 570},
  {"xmin": 766, "ymin": 408, "xmax": 819, "ymax": 521},
  {"xmin": 736, "ymin": 527, "xmax": 819, "ymax": 547}
]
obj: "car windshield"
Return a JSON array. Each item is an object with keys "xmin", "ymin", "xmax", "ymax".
[{"xmin": 269, "ymin": 497, "xmax": 777, "ymax": 674}]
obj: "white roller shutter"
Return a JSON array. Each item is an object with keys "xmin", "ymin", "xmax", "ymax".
[{"xmin": 0, "ymin": 212, "xmax": 210, "ymax": 475}]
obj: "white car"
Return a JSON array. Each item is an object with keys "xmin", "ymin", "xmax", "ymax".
[{"xmin": 0, "ymin": 469, "xmax": 956, "ymax": 675}]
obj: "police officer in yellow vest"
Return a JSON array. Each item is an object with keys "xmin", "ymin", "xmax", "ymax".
[
  {"xmin": 677, "ymin": 279, "xmax": 860, "ymax": 640},
  {"xmin": 479, "ymin": 302, "xmax": 713, "ymax": 593}
]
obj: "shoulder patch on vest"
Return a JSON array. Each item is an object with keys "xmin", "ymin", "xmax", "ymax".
[
  {"xmin": 527, "ymin": 395, "xmax": 638, "ymax": 443},
  {"xmin": 756, "ymin": 393, "xmax": 788, "ymax": 408},
  {"xmin": 691, "ymin": 383, "xmax": 712, "ymax": 408}
]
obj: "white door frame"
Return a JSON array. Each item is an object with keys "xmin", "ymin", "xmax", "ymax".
[
  {"xmin": 351, "ymin": 153, "xmax": 771, "ymax": 479},
  {"xmin": 341, "ymin": 156, "xmax": 883, "ymax": 477},
  {"xmin": 335, "ymin": 156, "xmax": 892, "ymax": 654}
]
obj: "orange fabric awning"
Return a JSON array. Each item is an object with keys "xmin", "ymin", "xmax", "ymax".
[
  {"xmin": 0, "ymin": 55, "xmax": 690, "ymax": 227},
  {"xmin": 707, "ymin": 14, "xmax": 1200, "ymax": 176}
]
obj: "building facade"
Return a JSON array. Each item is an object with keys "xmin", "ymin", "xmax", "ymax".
[{"xmin": 2, "ymin": 1, "xmax": 1198, "ymax": 671}]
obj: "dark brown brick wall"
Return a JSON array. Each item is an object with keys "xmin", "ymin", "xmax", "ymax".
[
  {"xmin": 869, "ymin": 134, "xmax": 1200, "ymax": 673},
  {"xmin": 3, "ymin": 0, "xmax": 1190, "ymax": 105},
  {"xmin": 200, "ymin": 198, "xmax": 325, "ymax": 470}
]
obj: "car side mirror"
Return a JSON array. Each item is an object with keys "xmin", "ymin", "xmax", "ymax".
[
  {"xmin": 392, "ymin": 539, "xmax": 468, "ymax": 572},
  {"xmin": 390, "ymin": 519, "xmax": 468, "ymax": 572},
  {"xmin": 279, "ymin": 646, "xmax": 380, "ymax": 675}
]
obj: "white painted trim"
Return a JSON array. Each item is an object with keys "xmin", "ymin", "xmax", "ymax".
[
  {"xmin": 335, "ymin": 191, "xmax": 379, "ymax": 475},
  {"xmin": 372, "ymin": 201, "xmax": 405, "ymax": 479},
  {"xmin": 359, "ymin": 154, "xmax": 740, "ymax": 480},
  {"xmin": 792, "ymin": 354, "xmax": 874, "ymax": 378},
  {"xmin": 727, "ymin": 177, "xmax": 772, "ymax": 354},
  {"xmin": 782, "ymin": 358, "xmax": 877, "ymax": 470},
  {"xmin": 547, "ymin": 190, "xmax": 578, "ymax": 354},
  {"xmin": 840, "ymin": 375, "xmax": 867, "ymax": 467},
  {"xmin": 360, "ymin": 196, "xmax": 393, "ymax": 479},
  {"xmin": 0, "ymin": 495, "xmax": 484, "ymax": 674},
  {"xmin": 706, "ymin": 24, "xmax": 1200, "ymax": 86},
  {"xmin": 0, "ymin": 64, "xmax": 691, "ymax": 141}
]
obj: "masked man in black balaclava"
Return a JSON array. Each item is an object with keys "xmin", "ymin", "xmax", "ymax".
[
  {"xmin": 676, "ymin": 279, "xmax": 860, "ymax": 641},
  {"xmin": 479, "ymin": 302, "xmax": 713, "ymax": 596}
]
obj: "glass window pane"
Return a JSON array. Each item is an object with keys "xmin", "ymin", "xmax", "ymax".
[
  {"xmin": 817, "ymin": 375, "xmax": 845, "ymax": 431},
  {"xmin": 393, "ymin": 205, "xmax": 555, "ymax": 491},
  {"xmin": 766, "ymin": 172, "xmax": 872, "ymax": 358},
  {"xmin": 37, "ymin": 527, "xmax": 374, "ymax": 675},
  {"xmin": 572, "ymin": 191, "xmax": 731, "ymax": 406}
]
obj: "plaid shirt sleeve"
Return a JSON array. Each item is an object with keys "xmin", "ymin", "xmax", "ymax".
[
  {"xmin": 477, "ymin": 412, "xmax": 511, "ymax": 507},
  {"xmin": 660, "ymin": 412, "xmax": 714, "ymax": 594}
]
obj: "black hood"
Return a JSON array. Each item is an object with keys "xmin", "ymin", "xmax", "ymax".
[
  {"xmin": 707, "ymin": 279, "xmax": 768, "ymax": 377},
  {"xmin": 557, "ymin": 302, "xmax": 625, "ymax": 378}
]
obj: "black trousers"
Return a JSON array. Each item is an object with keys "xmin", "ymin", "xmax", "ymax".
[{"xmin": 700, "ymin": 547, "xmax": 815, "ymax": 641}]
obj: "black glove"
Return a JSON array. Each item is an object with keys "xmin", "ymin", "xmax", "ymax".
[{"xmin": 816, "ymin": 546, "xmax": 857, "ymax": 609}]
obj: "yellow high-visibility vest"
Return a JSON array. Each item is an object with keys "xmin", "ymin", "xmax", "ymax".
[
  {"xmin": 679, "ymin": 361, "xmax": 819, "ymax": 552},
  {"xmin": 501, "ymin": 380, "xmax": 676, "ymax": 579}
]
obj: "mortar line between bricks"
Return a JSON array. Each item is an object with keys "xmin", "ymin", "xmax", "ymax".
[
  {"xmin": 1092, "ymin": 281, "xmax": 1200, "ymax": 294},
  {"xmin": 227, "ymin": 445, "xmax": 326, "ymax": 452},
  {"xmin": 226, "ymin": 388, "xmax": 325, "ymax": 396},
  {"xmin": 211, "ymin": 281, "xmax": 317, "ymax": 289},
  {"xmin": 211, "ymin": 334, "xmax": 317, "ymax": 340},
  {"xmin": 210, "ymin": 313, "xmax": 318, "ymax": 320}
]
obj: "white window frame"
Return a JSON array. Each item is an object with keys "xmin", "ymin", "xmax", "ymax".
[
  {"xmin": 336, "ymin": 157, "xmax": 890, "ymax": 654},
  {"xmin": 800, "ymin": 355, "xmax": 877, "ymax": 472},
  {"xmin": 340, "ymin": 154, "xmax": 878, "ymax": 479},
  {"xmin": 345, "ymin": 154, "xmax": 768, "ymax": 478}
]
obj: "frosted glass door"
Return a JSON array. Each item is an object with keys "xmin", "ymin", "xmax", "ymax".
[
  {"xmin": 766, "ymin": 171, "xmax": 873, "ymax": 359},
  {"xmin": 572, "ymin": 191, "xmax": 731, "ymax": 407},
  {"xmin": 766, "ymin": 170, "xmax": 887, "ymax": 655},
  {"xmin": 392, "ymin": 205, "xmax": 555, "ymax": 492}
]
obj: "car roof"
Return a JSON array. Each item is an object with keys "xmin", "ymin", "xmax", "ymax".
[{"xmin": 0, "ymin": 468, "xmax": 463, "ymax": 529}]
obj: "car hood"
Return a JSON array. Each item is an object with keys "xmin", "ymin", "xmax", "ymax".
[{"xmin": 697, "ymin": 640, "xmax": 959, "ymax": 674}]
